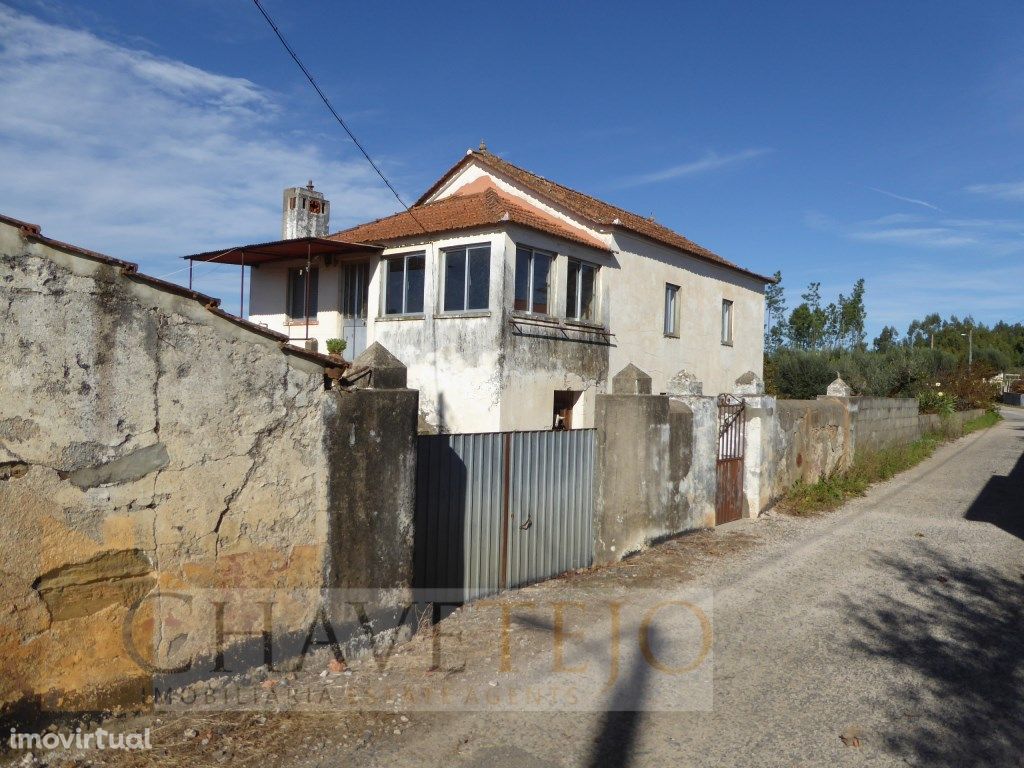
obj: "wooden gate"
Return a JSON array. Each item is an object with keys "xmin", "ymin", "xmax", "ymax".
[{"xmin": 715, "ymin": 394, "xmax": 746, "ymax": 525}]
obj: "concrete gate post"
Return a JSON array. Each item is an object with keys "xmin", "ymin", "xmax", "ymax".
[
  {"xmin": 733, "ymin": 371, "xmax": 776, "ymax": 518},
  {"xmin": 321, "ymin": 343, "xmax": 420, "ymax": 640}
]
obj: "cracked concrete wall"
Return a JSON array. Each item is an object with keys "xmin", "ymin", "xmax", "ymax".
[
  {"xmin": 0, "ymin": 221, "xmax": 388, "ymax": 715},
  {"xmin": 759, "ymin": 398, "xmax": 851, "ymax": 508},
  {"xmin": 593, "ymin": 392, "xmax": 716, "ymax": 565}
]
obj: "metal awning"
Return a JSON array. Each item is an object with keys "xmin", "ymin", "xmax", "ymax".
[
  {"xmin": 181, "ymin": 236, "xmax": 382, "ymax": 266},
  {"xmin": 180, "ymin": 236, "xmax": 383, "ymax": 319}
]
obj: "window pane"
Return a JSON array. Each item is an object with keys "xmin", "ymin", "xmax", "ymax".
[
  {"xmin": 532, "ymin": 252, "xmax": 550, "ymax": 314},
  {"xmin": 665, "ymin": 284, "xmax": 678, "ymax": 335},
  {"xmin": 405, "ymin": 255, "xmax": 425, "ymax": 314},
  {"xmin": 514, "ymin": 248, "xmax": 531, "ymax": 312},
  {"xmin": 579, "ymin": 263, "xmax": 595, "ymax": 322},
  {"xmin": 722, "ymin": 299, "xmax": 732, "ymax": 342},
  {"xmin": 307, "ymin": 268, "xmax": 319, "ymax": 316},
  {"xmin": 288, "ymin": 269, "xmax": 303, "ymax": 318},
  {"xmin": 566, "ymin": 260, "xmax": 580, "ymax": 319},
  {"xmin": 289, "ymin": 267, "xmax": 318, "ymax": 318},
  {"xmin": 467, "ymin": 246, "xmax": 490, "ymax": 310},
  {"xmin": 385, "ymin": 259, "xmax": 404, "ymax": 315},
  {"xmin": 468, "ymin": 244, "xmax": 491, "ymax": 309},
  {"xmin": 444, "ymin": 248, "xmax": 466, "ymax": 311}
]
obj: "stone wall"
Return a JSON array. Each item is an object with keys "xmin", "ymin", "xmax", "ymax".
[
  {"xmin": 594, "ymin": 368, "xmax": 988, "ymax": 541},
  {"xmin": 0, "ymin": 216, "xmax": 417, "ymax": 717},
  {"xmin": 755, "ymin": 398, "xmax": 851, "ymax": 510},
  {"xmin": 592, "ymin": 365, "xmax": 716, "ymax": 565}
]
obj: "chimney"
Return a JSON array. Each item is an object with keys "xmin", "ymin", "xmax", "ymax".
[{"xmin": 282, "ymin": 181, "xmax": 330, "ymax": 239}]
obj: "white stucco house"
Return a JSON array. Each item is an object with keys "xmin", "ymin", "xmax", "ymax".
[{"xmin": 187, "ymin": 148, "xmax": 774, "ymax": 433}]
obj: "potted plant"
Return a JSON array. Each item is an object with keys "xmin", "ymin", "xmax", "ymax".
[{"xmin": 325, "ymin": 337, "xmax": 347, "ymax": 361}]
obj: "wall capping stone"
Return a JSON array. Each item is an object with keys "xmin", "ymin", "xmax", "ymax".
[{"xmin": 611, "ymin": 363, "xmax": 652, "ymax": 395}]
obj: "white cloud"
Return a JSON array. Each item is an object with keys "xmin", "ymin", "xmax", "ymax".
[
  {"xmin": 809, "ymin": 208, "xmax": 1024, "ymax": 253},
  {"xmin": 866, "ymin": 186, "xmax": 941, "ymax": 211},
  {"xmin": 617, "ymin": 148, "xmax": 771, "ymax": 187},
  {"xmin": 965, "ymin": 181, "xmax": 1024, "ymax": 200},
  {"xmin": 850, "ymin": 227, "xmax": 977, "ymax": 248},
  {"xmin": 0, "ymin": 4, "xmax": 401, "ymax": 297}
]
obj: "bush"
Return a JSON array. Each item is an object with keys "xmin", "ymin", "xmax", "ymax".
[
  {"xmin": 917, "ymin": 388, "xmax": 955, "ymax": 416},
  {"xmin": 325, "ymin": 338, "xmax": 347, "ymax": 356},
  {"xmin": 945, "ymin": 363, "xmax": 1000, "ymax": 410},
  {"xmin": 765, "ymin": 346, "xmax": 968, "ymax": 401},
  {"xmin": 769, "ymin": 350, "xmax": 833, "ymax": 399}
]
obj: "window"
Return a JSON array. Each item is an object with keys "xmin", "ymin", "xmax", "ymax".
[
  {"xmin": 664, "ymin": 283, "xmax": 680, "ymax": 337},
  {"xmin": 721, "ymin": 298, "xmax": 734, "ymax": 344},
  {"xmin": 384, "ymin": 253, "xmax": 425, "ymax": 315},
  {"xmin": 287, "ymin": 266, "xmax": 318, "ymax": 319},
  {"xmin": 553, "ymin": 390, "xmax": 581, "ymax": 430},
  {"xmin": 443, "ymin": 244, "xmax": 490, "ymax": 312},
  {"xmin": 514, "ymin": 245, "xmax": 552, "ymax": 314},
  {"xmin": 566, "ymin": 258, "xmax": 597, "ymax": 322}
]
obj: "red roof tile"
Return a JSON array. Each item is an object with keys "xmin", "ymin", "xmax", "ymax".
[
  {"xmin": 416, "ymin": 150, "xmax": 775, "ymax": 283},
  {"xmin": 331, "ymin": 187, "xmax": 610, "ymax": 252}
]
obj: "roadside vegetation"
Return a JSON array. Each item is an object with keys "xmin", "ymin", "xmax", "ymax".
[
  {"xmin": 762, "ymin": 272, "xmax": 1023, "ymax": 408},
  {"xmin": 784, "ymin": 410, "xmax": 1002, "ymax": 516},
  {"xmin": 761, "ymin": 273, "xmax": 1012, "ymax": 516}
]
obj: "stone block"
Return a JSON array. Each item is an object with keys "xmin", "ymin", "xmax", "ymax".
[
  {"xmin": 611, "ymin": 363, "xmax": 652, "ymax": 395},
  {"xmin": 667, "ymin": 369, "xmax": 703, "ymax": 396},
  {"xmin": 350, "ymin": 342, "xmax": 408, "ymax": 389},
  {"xmin": 734, "ymin": 371, "xmax": 764, "ymax": 396},
  {"xmin": 827, "ymin": 376, "xmax": 853, "ymax": 397}
]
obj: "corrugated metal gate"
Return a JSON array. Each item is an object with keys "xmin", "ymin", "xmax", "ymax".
[
  {"xmin": 715, "ymin": 394, "xmax": 746, "ymax": 525},
  {"xmin": 414, "ymin": 429, "xmax": 595, "ymax": 602}
]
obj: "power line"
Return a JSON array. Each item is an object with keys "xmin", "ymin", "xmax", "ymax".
[{"xmin": 251, "ymin": 0, "xmax": 425, "ymax": 232}]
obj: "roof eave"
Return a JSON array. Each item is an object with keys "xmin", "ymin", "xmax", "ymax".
[
  {"xmin": 413, "ymin": 153, "xmax": 476, "ymax": 206},
  {"xmin": 336, "ymin": 220, "xmax": 612, "ymax": 255},
  {"xmin": 610, "ymin": 225, "xmax": 775, "ymax": 284}
]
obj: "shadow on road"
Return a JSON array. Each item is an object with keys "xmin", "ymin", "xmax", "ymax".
[
  {"xmin": 964, "ymin": 451, "xmax": 1024, "ymax": 541},
  {"xmin": 844, "ymin": 544, "xmax": 1024, "ymax": 766},
  {"xmin": 510, "ymin": 611, "xmax": 652, "ymax": 768},
  {"xmin": 584, "ymin": 627, "xmax": 652, "ymax": 768}
]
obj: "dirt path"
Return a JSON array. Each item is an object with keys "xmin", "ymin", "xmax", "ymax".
[{"xmin": 16, "ymin": 409, "xmax": 1024, "ymax": 768}]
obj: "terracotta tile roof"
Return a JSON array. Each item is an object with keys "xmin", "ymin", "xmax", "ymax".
[
  {"xmin": 331, "ymin": 187, "xmax": 610, "ymax": 252},
  {"xmin": 416, "ymin": 150, "xmax": 775, "ymax": 283}
]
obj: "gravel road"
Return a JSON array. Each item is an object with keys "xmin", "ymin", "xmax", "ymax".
[
  {"xmin": 20, "ymin": 409, "xmax": 1022, "ymax": 768},
  {"xmin": 362, "ymin": 408, "xmax": 1024, "ymax": 768}
]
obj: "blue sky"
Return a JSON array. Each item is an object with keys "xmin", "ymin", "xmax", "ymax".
[{"xmin": 1, "ymin": 0, "xmax": 1022, "ymax": 336}]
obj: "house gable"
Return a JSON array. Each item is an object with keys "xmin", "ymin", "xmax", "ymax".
[
  {"xmin": 422, "ymin": 154, "xmax": 612, "ymax": 253},
  {"xmin": 421, "ymin": 149, "xmax": 774, "ymax": 284}
]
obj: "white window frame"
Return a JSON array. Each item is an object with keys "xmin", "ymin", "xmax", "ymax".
[
  {"xmin": 514, "ymin": 244, "xmax": 554, "ymax": 315},
  {"xmin": 721, "ymin": 298, "xmax": 734, "ymax": 345},
  {"xmin": 382, "ymin": 251, "xmax": 425, "ymax": 316},
  {"xmin": 566, "ymin": 258, "xmax": 599, "ymax": 322},
  {"xmin": 664, "ymin": 283, "xmax": 680, "ymax": 337},
  {"xmin": 441, "ymin": 243, "xmax": 491, "ymax": 313}
]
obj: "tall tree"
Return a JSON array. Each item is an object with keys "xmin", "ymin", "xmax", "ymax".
[
  {"xmin": 907, "ymin": 313, "xmax": 942, "ymax": 348},
  {"xmin": 788, "ymin": 282, "xmax": 827, "ymax": 350},
  {"xmin": 763, "ymin": 271, "xmax": 787, "ymax": 354},
  {"xmin": 842, "ymin": 278, "xmax": 867, "ymax": 349},
  {"xmin": 873, "ymin": 325, "xmax": 899, "ymax": 352}
]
